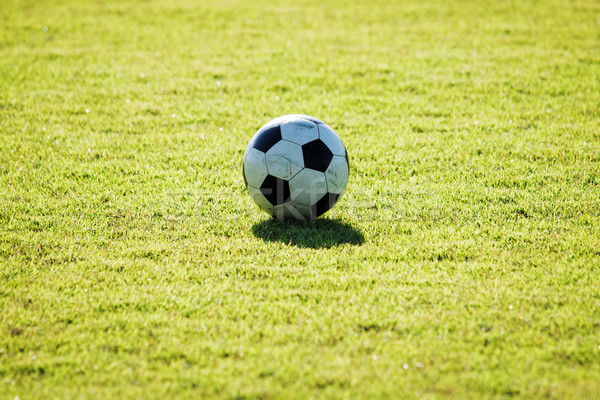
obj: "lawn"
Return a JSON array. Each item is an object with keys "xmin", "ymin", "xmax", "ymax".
[{"xmin": 1, "ymin": 0, "xmax": 599, "ymax": 398}]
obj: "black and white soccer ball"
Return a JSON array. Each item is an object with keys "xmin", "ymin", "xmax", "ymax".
[{"xmin": 243, "ymin": 114, "xmax": 349, "ymax": 220}]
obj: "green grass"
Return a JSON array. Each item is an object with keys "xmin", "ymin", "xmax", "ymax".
[{"xmin": 1, "ymin": 0, "xmax": 600, "ymax": 398}]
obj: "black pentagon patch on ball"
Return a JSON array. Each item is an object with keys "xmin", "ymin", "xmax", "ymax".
[
  {"xmin": 242, "ymin": 162, "xmax": 248, "ymax": 187},
  {"xmin": 311, "ymin": 192, "xmax": 340, "ymax": 218},
  {"xmin": 260, "ymin": 174, "xmax": 291, "ymax": 205},
  {"xmin": 344, "ymin": 148, "xmax": 349, "ymax": 169},
  {"xmin": 254, "ymin": 126, "xmax": 281, "ymax": 153},
  {"xmin": 302, "ymin": 139, "xmax": 333, "ymax": 173}
]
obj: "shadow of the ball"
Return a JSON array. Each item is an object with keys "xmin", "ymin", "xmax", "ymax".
[{"xmin": 251, "ymin": 218, "xmax": 364, "ymax": 249}]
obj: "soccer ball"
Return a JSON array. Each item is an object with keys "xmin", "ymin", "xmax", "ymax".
[{"xmin": 243, "ymin": 114, "xmax": 349, "ymax": 220}]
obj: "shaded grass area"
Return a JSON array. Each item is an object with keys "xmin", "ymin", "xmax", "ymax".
[{"xmin": 252, "ymin": 219, "xmax": 365, "ymax": 248}]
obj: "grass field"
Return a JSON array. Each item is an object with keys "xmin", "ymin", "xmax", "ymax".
[{"xmin": 1, "ymin": 0, "xmax": 600, "ymax": 398}]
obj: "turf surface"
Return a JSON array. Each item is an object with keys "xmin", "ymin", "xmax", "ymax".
[{"xmin": 1, "ymin": 0, "xmax": 600, "ymax": 398}]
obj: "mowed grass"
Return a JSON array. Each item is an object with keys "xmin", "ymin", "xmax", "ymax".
[{"xmin": 1, "ymin": 0, "xmax": 600, "ymax": 398}]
